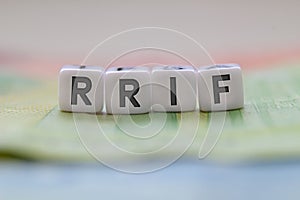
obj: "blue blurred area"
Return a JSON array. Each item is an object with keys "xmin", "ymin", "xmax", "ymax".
[{"xmin": 1, "ymin": 160, "xmax": 300, "ymax": 200}]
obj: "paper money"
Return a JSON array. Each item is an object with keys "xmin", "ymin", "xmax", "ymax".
[{"xmin": 0, "ymin": 62, "xmax": 299, "ymax": 163}]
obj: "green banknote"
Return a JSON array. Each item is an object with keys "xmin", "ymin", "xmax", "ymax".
[{"xmin": 0, "ymin": 62, "xmax": 299, "ymax": 163}]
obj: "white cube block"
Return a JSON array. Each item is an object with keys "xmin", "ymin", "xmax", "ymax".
[
  {"xmin": 198, "ymin": 64, "xmax": 244, "ymax": 111},
  {"xmin": 105, "ymin": 66, "xmax": 151, "ymax": 114},
  {"xmin": 59, "ymin": 65, "xmax": 104, "ymax": 113},
  {"xmin": 151, "ymin": 66, "xmax": 197, "ymax": 112}
]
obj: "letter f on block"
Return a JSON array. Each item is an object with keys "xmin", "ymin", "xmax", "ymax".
[{"xmin": 212, "ymin": 74, "xmax": 230, "ymax": 104}]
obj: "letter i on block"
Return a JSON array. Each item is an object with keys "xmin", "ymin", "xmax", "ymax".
[
  {"xmin": 152, "ymin": 66, "xmax": 197, "ymax": 112},
  {"xmin": 58, "ymin": 65, "xmax": 104, "ymax": 113},
  {"xmin": 197, "ymin": 64, "xmax": 244, "ymax": 111},
  {"xmin": 105, "ymin": 66, "xmax": 151, "ymax": 114}
]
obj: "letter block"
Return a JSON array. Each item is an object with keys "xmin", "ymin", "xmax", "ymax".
[
  {"xmin": 105, "ymin": 66, "xmax": 151, "ymax": 114},
  {"xmin": 151, "ymin": 66, "xmax": 197, "ymax": 112},
  {"xmin": 197, "ymin": 64, "xmax": 244, "ymax": 111},
  {"xmin": 58, "ymin": 65, "xmax": 104, "ymax": 113}
]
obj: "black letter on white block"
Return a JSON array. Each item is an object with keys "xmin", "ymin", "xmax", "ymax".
[
  {"xmin": 212, "ymin": 74, "xmax": 230, "ymax": 104},
  {"xmin": 170, "ymin": 77, "xmax": 177, "ymax": 106},
  {"xmin": 71, "ymin": 76, "xmax": 92, "ymax": 105},
  {"xmin": 119, "ymin": 79, "xmax": 140, "ymax": 107}
]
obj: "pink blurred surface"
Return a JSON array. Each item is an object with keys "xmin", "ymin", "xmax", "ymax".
[{"xmin": 0, "ymin": 1, "xmax": 299, "ymax": 78}]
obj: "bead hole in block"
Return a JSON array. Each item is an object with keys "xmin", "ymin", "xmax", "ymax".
[
  {"xmin": 117, "ymin": 67, "xmax": 134, "ymax": 71},
  {"xmin": 163, "ymin": 66, "xmax": 186, "ymax": 70},
  {"xmin": 205, "ymin": 64, "xmax": 238, "ymax": 70}
]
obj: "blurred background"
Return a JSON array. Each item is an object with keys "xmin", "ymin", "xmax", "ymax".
[
  {"xmin": 1, "ymin": 0, "xmax": 300, "ymax": 77},
  {"xmin": 0, "ymin": 0, "xmax": 300, "ymax": 200}
]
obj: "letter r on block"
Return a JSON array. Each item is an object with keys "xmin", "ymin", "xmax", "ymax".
[
  {"xmin": 71, "ymin": 76, "xmax": 92, "ymax": 105},
  {"xmin": 119, "ymin": 79, "xmax": 141, "ymax": 107}
]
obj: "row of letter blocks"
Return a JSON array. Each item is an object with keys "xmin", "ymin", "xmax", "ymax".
[{"xmin": 59, "ymin": 64, "xmax": 244, "ymax": 114}]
